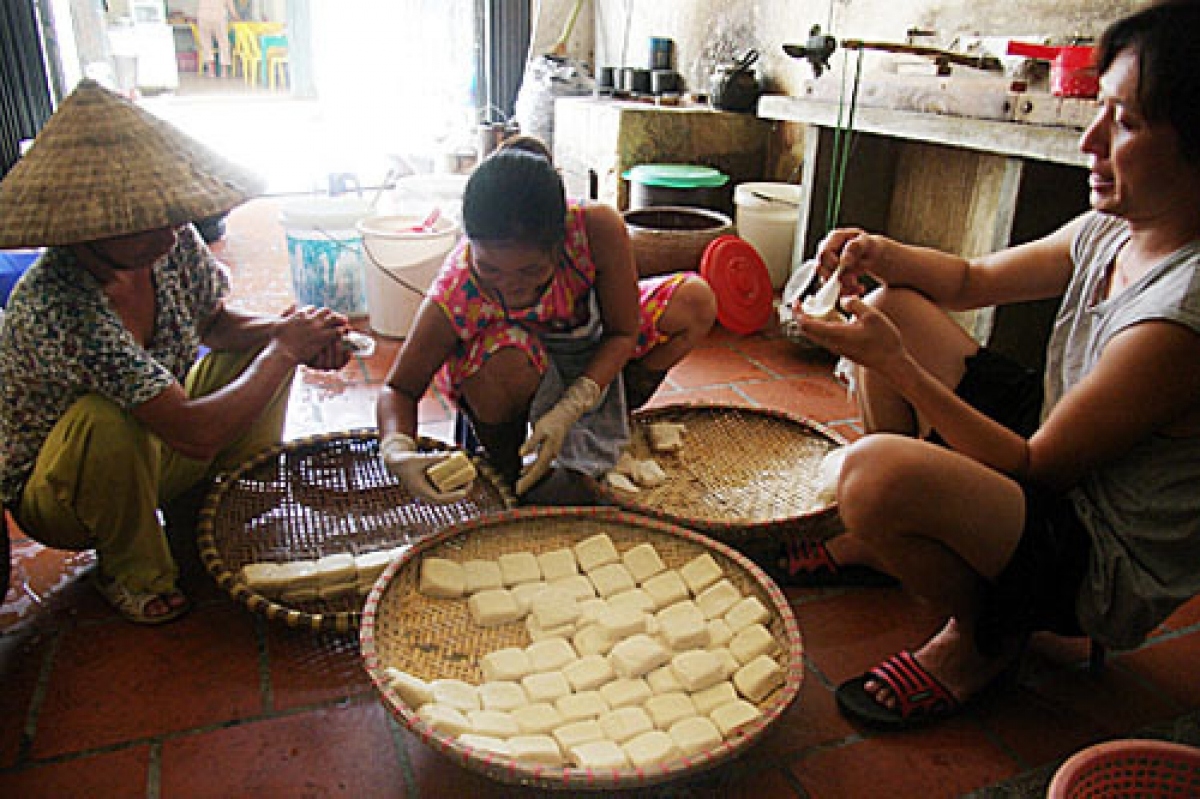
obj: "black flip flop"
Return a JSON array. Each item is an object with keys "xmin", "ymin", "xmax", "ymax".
[{"xmin": 835, "ymin": 650, "xmax": 962, "ymax": 730}]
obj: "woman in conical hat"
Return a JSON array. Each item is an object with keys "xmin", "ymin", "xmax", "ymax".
[{"xmin": 0, "ymin": 80, "xmax": 353, "ymax": 624}]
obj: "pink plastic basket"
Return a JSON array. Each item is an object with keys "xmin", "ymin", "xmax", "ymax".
[{"xmin": 1047, "ymin": 739, "xmax": 1200, "ymax": 799}]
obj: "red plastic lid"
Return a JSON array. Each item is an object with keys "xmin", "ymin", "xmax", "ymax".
[{"xmin": 700, "ymin": 235, "xmax": 773, "ymax": 335}]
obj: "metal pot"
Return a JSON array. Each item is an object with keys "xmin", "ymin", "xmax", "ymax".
[{"xmin": 711, "ymin": 50, "xmax": 761, "ymax": 112}]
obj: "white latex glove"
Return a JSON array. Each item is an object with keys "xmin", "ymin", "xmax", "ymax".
[
  {"xmin": 379, "ymin": 432, "xmax": 469, "ymax": 504},
  {"xmin": 516, "ymin": 376, "xmax": 603, "ymax": 495}
]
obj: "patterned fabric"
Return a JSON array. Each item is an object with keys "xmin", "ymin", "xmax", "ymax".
[
  {"xmin": 429, "ymin": 200, "xmax": 685, "ymax": 401},
  {"xmin": 0, "ymin": 224, "xmax": 229, "ymax": 505}
]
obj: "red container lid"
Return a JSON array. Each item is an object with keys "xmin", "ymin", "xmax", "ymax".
[{"xmin": 700, "ymin": 235, "xmax": 773, "ymax": 335}]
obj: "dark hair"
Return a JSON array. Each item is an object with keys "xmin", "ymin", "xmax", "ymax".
[
  {"xmin": 462, "ymin": 149, "xmax": 566, "ymax": 249},
  {"xmin": 1095, "ymin": 0, "xmax": 1200, "ymax": 164}
]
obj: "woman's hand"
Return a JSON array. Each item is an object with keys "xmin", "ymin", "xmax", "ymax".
[
  {"xmin": 796, "ymin": 296, "xmax": 907, "ymax": 379},
  {"xmin": 271, "ymin": 305, "xmax": 348, "ymax": 367},
  {"xmin": 815, "ymin": 227, "xmax": 889, "ymax": 293}
]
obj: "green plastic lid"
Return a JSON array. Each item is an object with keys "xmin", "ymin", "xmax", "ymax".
[{"xmin": 623, "ymin": 164, "xmax": 730, "ymax": 189}]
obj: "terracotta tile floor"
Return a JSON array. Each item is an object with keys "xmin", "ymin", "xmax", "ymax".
[{"xmin": 3, "ymin": 198, "xmax": 1199, "ymax": 797}]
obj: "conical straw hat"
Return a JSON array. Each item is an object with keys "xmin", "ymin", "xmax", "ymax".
[{"xmin": 0, "ymin": 79, "xmax": 265, "ymax": 248}]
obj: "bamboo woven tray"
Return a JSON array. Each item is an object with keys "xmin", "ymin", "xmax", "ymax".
[
  {"xmin": 595, "ymin": 404, "xmax": 847, "ymax": 547},
  {"xmin": 360, "ymin": 506, "xmax": 804, "ymax": 791},
  {"xmin": 198, "ymin": 430, "xmax": 516, "ymax": 633}
]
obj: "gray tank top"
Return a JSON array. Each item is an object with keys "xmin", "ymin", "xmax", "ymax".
[{"xmin": 1044, "ymin": 211, "xmax": 1200, "ymax": 648}]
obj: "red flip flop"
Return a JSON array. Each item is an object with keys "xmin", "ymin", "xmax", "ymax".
[{"xmin": 835, "ymin": 650, "xmax": 962, "ymax": 729}]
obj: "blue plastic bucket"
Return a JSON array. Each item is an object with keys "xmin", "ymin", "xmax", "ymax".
[
  {"xmin": 279, "ymin": 198, "xmax": 370, "ymax": 317},
  {"xmin": 0, "ymin": 249, "xmax": 41, "ymax": 307}
]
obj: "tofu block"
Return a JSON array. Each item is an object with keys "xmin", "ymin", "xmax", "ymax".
[
  {"xmin": 511, "ymin": 581, "xmax": 547, "ymax": 614},
  {"xmin": 537, "ymin": 548, "xmax": 579, "ymax": 582},
  {"xmin": 608, "ymin": 588, "xmax": 654, "ymax": 614},
  {"xmin": 417, "ymin": 703, "xmax": 471, "ymax": 737},
  {"xmin": 509, "ymin": 734, "xmax": 564, "ymax": 765},
  {"xmin": 668, "ymin": 716, "xmax": 723, "ymax": 758},
  {"xmin": 646, "ymin": 664, "xmax": 684, "ymax": 695},
  {"xmin": 467, "ymin": 588, "xmax": 522, "ymax": 627},
  {"xmin": 710, "ymin": 699, "xmax": 763, "ymax": 737},
  {"xmin": 498, "ymin": 551, "xmax": 541, "ymax": 586},
  {"xmin": 573, "ymin": 623, "xmax": 614, "ymax": 656},
  {"xmin": 657, "ymin": 601, "xmax": 709, "ymax": 651},
  {"xmin": 574, "ymin": 533, "xmax": 620, "ymax": 572},
  {"xmin": 419, "ymin": 557, "xmax": 465, "ymax": 599},
  {"xmin": 240, "ymin": 562, "xmax": 289, "ymax": 598},
  {"xmin": 525, "ymin": 637, "xmax": 578, "ymax": 672},
  {"xmin": 725, "ymin": 595, "xmax": 771, "ymax": 632},
  {"xmin": 713, "ymin": 647, "xmax": 740, "ymax": 679},
  {"xmin": 512, "ymin": 702, "xmax": 564, "ymax": 735},
  {"xmin": 645, "ymin": 692, "xmax": 697, "ymax": 730},
  {"xmin": 707, "ymin": 618, "xmax": 735, "ymax": 648},
  {"xmin": 729, "ymin": 623, "xmax": 778, "ymax": 665},
  {"xmin": 679, "ymin": 553, "xmax": 723, "ymax": 595},
  {"xmin": 609, "ymin": 633, "xmax": 672, "ymax": 679},
  {"xmin": 456, "ymin": 733, "xmax": 511, "ymax": 758},
  {"xmin": 562, "ymin": 653, "xmax": 615, "ymax": 692},
  {"xmin": 274, "ymin": 560, "xmax": 318, "ymax": 596},
  {"xmin": 696, "ymin": 578, "xmax": 741, "ymax": 620},
  {"xmin": 479, "ymin": 681, "xmax": 528, "ymax": 712},
  {"xmin": 525, "ymin": 613, "xmax": 577, "ymax": 642},
  {"xmin": 589, "ymin": 562, "xmax": 636, "ymax": 598},
  {"xmin": 430, "ymin": 678, "xmax": 481, "ymax": 712},
  {"xmin": 521, "ymin": 670, "xmax": 572, "ymax": 704},
  {"xmin": 550, "ymin": 574, "xmax": 597, "ymax": 601},
  {"xmin": 690, "ymin": 681, "xmax": 738, "ymax": 715},
  {"xmin": 529, "ymin": 586, "xmax": 581, "ymax": 630},
  {"xmin": 463, "ymin": 559, "xmax": 504, "ymax": 594},
  {"xmin": 604, "ymin": 471, "xmax": 640, "ymax": 493},
  {"xmin": 642, "ymin": 570, "xmax": 690, "ymax": 609},
  {"xmin": 629, "ymin": 458, "xmax": 669, "ymax": 489},
  {"xmin": 552, "ymin": 719, "xmax": 605, "ymax": 751},
  {"xmin": 599, "ymin": 705, "xmax": 654, "ymax": 743},
  {"xmin": 733, "ymin": 654, "xmax": 786, "ymax": 703},
  {"xmin": 314, "ymin": 553, "xmax": 356, "ymax": 588},
  {"xmin": 555, "ymin": 690, "xmax": 610, "ymax": 722},
  {"xmin": 598, "ymin": 604, "xmax": 648, "ymax": 639},
  {"xmin": 598, "ymin": 677, "xmax": 652, "ymax": 709},
  {"xmin": 569, "ymin": 739, "xmax": 629, "ymax": 770},
  {"xmin": 354, "ymin": 548, "xmax": 396, "ymax": 588},
  {"xmin": 623, "ymin": 729, "xmax": 681, "ymax": 769},
  {"xmin": 577, "ymin": 597, "xmax": 609, "ymax": 625},
  {"xmin": 480, "ymin": 646, "xmax": 533, "ymax": 682},
  {"xmin": 466, "ymin": 709, "xmax": 519, "ymax": 738},
  {"xmin": 382, "ymin": 667, "xmax": 433, "ymax": 708},
  {"xmin": 646, "ymin": 422, "xmax": 686, "ymax": 453},
  {"xmin": 425, "ymin": 450, "xmax": 477, "ymax": 493},
  {"xmin": 622, "ymin": 543, "xmax": 666, "ymax": 583},
  {"xmin": 670, "ymin": 650, "xmax": 725, "ymax": 693}
]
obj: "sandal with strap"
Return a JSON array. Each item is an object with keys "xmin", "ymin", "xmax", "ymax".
[
  {"xmin": 835, "ymin": 650, "xmax": 962, "ymax": 729},
  {"xmin": 94, "ymin": 573, "xmax": 191, "ymax": 625},
  {"xmin": 766, "ymin": 538, "xmax": 897, "ymax": 587}
]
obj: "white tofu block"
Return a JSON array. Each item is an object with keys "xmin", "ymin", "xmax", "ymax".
[
  {"xmin": 680, "ymin": 553, "xmax": 723, "ymax": 595},
  {"xmin": 713, "ymin": 647, "xmax": 740, "ymax": 679},
  {"xmin": 573, "ymin": 623, "xmax": 614, "ymax": 656},
  {"xmin": 279, "ymin": 583, "xmax": 319, "ymax": 603},
  {"xmin": 466, "ymin": 709, "xmax": 520, "ymax": 739},
  {"xmin": 382, "ymin": 667, "xmax": 433, "ymax": 708},
  {"xmin": 642, "ymin": 570, "xmax": 690, "ymax": 609},
  {"xmin": 509, "ymin": 734, "xmax": 564, "ymax": 765},
  {"xmin": 646, "ymin": 422, "xmax": 686, "ymax": 453},
  {"xmin": 646, "ymin": 664, "xmax": 684, "ymax": 695},
  {"xmin": 624, "ymin": 729, "xmax": 681, "ymax": 769},
  {"xmin": 417, "ymin": 703, "xmax": 471, "ymax": 737},
  {"xmin": 525, "ymin": 613, "xmax": 577, "ymax": 642},
  {"xmin": 598, "ymin": 605, "xmax": 648, "ymax": 640},
  {"xmin": 512, "ymin": 702, "xmax": 565, "ymax": 735},
  {"xmin": 598, "ymin": 677, "xmax": 652, "ymax": 709},
  {"xmin": 604, "ymin": 471, "xmax": 640, "ymax": 493},
  {"xmin": 645, "ymin": 691, "xmax": 697, "ymax": 730},
  {"xmin": 569, "ymin": 739, "xmax": 629, "ymax": 770},
  {"xmin": 537, "ymin": 548, "xmax": 579, "ymax": 582},
  {"xmin": 463, "ymin": 559, "xmax": 504, "ymax": 594},
  {"xmin": 670, "ymin": 650, "xmax": 725, "ymax": 692},
  {"xmin": 419, "ymin": 557, "xmax": 465, "ymax": 599},
  {"xmin": 599, "ymin": 705, "xmax": 654, "ymax": 744},
  {"xmin": 577, "ymin": 597, "xmax": 609, "ymax": 625},
  {"xmin": 696, "ymin": 579, "xmax": 741, "ymax": 620},
  {"xmin": 668, "ymin": 716, "xmax": 723, "ymax": 758},
  {"xmin": 607, "ymin": 588, "xmax": 655, "ymax": 615},
  {"xmin": 574, "ymin": 533, "xmax": 620, "ymax": 572},
  {"xmin": 498, "ymin": 551, "xmax": 542, "ymax": 586},
  {"xmin": 725, "ymin": 596, "xmax": 771, "ymax": 632},
  {"xmin": 529, "ymin": 587, "xmax": 581, "ymax": 630},
  {"xmin": 479, "ymin": 681, "xmax": 528, "ymax": 712},
  {"xmin": 609, "ymin": 633, "xmax": 672, "ymax": 678},
  {"xmin": 690, "ymin": 681, "xmax": 738, "ymax": 715},
  {"xmin": 589, "ymin": 562, "xmax": 636, "ymax": 598},
  {"xmin": 525, "ymin": 637, "xmax": 578, "ymax": 672},
  {"xmin": 622, "ymin": 542, "xmax": 666, "ymax": 583},
  {"xmin": 552, "ymin": 719, "xmax": 605, "ymax": 751},
  {"xmin": 657, "ymin": 602, "xmax": 709, "ymax": 651},
  {"xmin": 629, "ymin": 459, "xmax": 669, "ymax": 489},
  {"xmin": 240, "ymin": 562, "xmax": 289, "ymax": 598},
  {"xmin": 467, "ymin": 588, "xmax": 522, "ymax": 627},
  {"xmin": 733, "ymin": 654, "xmax": 786, "ymax": 703},
  {"xmin": 521, "ymin": 670, "xmax": 572, "ymax": 704},
  {"xmin": 480, "ymin": 646, "xmax": 533, "ymax": 683},
  {"xmin": 710, "ymin": 699, "xmax": 763, "ymax": 737},
  {"xmin": 317, "ymin": 579, "xmax": 357, "ymax": 601},
  {"xmin": 430, "ymin": 678, "xmax": 481, "ymax": 712},
  {"xmin": 555, "ymin": 690, "xmax": 610, "ymax": 722},
  {"xmin": 511, "ymin": 581, "xmax": 547, "ymax": 614},
  {"xmin": 354, "ymin": 549, "xmax": 395, "ymax": 584},
  {"xmin": 456, "ymin": 733, "xmax": 511, "ymax": 758},
  {"xmin": 275, "ymin": 560, "xmax": 318, "ymax": 592},
  {"xmin": 314, "ymin": 553, "xmax": 356, "ymax": 587},
  {"xmin": 729, "ymin": 623, "xmax": 778, "ymax": 665},
  {"xmin": 550, "ymin": 574, "xmax": 598, "ymax": 601},
  {"xmin": 562, "ymin": 653, "xmax": 615, "ymax": 692}
]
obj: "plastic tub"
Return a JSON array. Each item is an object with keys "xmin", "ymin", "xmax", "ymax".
[
  {"xmin": 623, "ymin": 206, "xmax": 733, "ymax": 277},
  {"xmin": 279, "ymin": 197, "xmax": 371, "ymax": 317},
  {"xmin": 624, "ymin": 164, "xmax": 730, "ymax": 213},
  {"xmin": 357, "ymin": 215, "xmax": 459, "ymax": 338},
  {"xmin": 734, "ymin": 182, "xmax": 802, "ymax": 290},
  {"xmin": 384, "ymin": 173, "xmax": 470, "ymax": 224}
]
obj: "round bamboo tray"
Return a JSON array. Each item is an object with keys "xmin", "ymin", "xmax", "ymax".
[
  {"xmin": 198, "ymin": 429, "xmax": 516, "ymax": 633},
  {"xmin": 360, "ymin": 506, "xmax": 804, "ymax": 790}
]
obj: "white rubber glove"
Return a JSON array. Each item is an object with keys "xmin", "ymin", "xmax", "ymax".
[
  {"xmin": 516, "ymin": 376, "xmax": 603, "ymax": 495},
  {"xmin": 380, "ymin": 432, "xmax": 469, "ymax": 504}
]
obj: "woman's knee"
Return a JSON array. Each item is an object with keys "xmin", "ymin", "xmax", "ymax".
[
  {"xmin": 837, "ymin": 435, "xmax": 932, "ymax": 535},
  {"xmin": 460, "ymin": 347, "xmax": 540, "ymax": 424},
  {"xmin": 664, "ymin": 276, "xmax": 717, "ymax": 338}
]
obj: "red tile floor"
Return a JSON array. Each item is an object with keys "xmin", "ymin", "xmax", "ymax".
[{"xmin": 3, "ymin": 198, "xmax": 1199, "ymax": 798}]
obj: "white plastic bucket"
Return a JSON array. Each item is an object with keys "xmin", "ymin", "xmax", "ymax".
[
  {"xmin": 358, "ymin": 215, "xmax": 459, "ymax": 338},
  {"xmin": 382, "ymin": 173, "xmax": 470, "ymax": 224},
  {"xmin": 733, "ymin": 182, "xmax": 802, "ymax": 289},
  {"xmin": 279, "ymin": 197, "xmax": 371, "ymax": 317}
]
